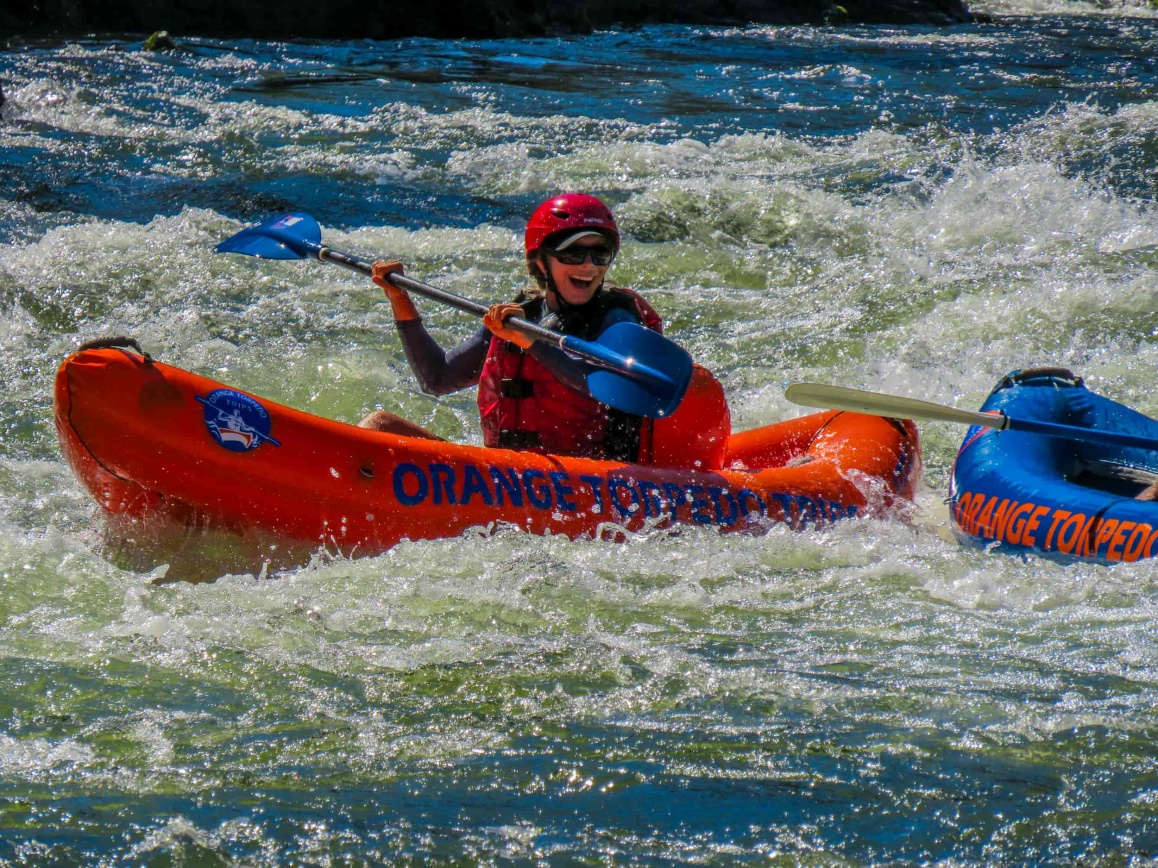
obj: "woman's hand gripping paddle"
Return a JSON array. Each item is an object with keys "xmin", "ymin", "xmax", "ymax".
[
  {"xmin": 786, "ymin": 382, "xmax": 1158, "ymax": 452},
  {"xmin": 217, "ymin": 213, "xmax": 692, "ymax": 419}
]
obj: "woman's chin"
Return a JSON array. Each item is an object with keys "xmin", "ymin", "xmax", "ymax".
[{"xmin": 558, "ymin": 282, "xmax": 600, "ymax": 305}]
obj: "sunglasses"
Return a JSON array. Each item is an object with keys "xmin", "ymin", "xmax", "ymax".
[{"xmin": 546, "ymin": 246, "xmax": 615, "ymax": 267}]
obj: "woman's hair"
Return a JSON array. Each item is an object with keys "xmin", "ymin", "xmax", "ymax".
[{"xmin": 526, "ymin": 250, "xmax": 548, "ymax": 291}]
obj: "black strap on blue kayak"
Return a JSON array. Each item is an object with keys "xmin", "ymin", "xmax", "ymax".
[{"xmin": 996, "ymin": 366, "xmax": 1083, "ymax": 391}]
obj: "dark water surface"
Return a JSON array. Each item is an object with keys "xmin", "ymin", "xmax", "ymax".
[{"xmin": 2, "ymin": 9, "xmax": 1158, "ymax": 864}]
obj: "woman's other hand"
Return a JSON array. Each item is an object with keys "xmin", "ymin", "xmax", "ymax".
[
  {"xmin": 372, "ymin": 260, "xmax": 419, "ymax": 321},
  {"xmin": 483, "ymin": 303, "xmax": 534, "ymax": 349}
]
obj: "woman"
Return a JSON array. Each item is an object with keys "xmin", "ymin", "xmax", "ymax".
[{"xmin": 361, "ymin": 193, "xmax": 662, "ymax": 461}]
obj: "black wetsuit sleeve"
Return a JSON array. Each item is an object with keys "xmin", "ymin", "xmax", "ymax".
[
  {"xmin": 395, "ymin": 319, "xmax": 490, "ymax": 396},
  {"xmin": 525, "ymin": 305, "xmax": 641, "ymax": 397}
]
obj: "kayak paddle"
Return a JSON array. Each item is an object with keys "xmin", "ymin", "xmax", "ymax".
[
  {"xmin": 216, "ymin": 213, "xmax": 692, "ymax": 419},
  {"xmin": 786, "ymin": 382, "xmax": 1158, "ymax": 452}
]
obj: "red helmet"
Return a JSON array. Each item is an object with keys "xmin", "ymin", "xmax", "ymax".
[{"xmin": 524, "ymin": 193, "xmax": 619, "ymax": 255}]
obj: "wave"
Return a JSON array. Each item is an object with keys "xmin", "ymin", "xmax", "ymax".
[{"xmin": 972, "ymin": 0, "xmax": 1158, "ymax": 17}]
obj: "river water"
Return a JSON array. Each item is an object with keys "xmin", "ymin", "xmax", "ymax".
[{"xmin": 3, "ymin": 3, "xmax": 1158, "ymax": 863}]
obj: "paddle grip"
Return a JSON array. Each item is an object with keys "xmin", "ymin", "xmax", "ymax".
[{"xmin": 315, "ymin": 246, "xmax": 374, "ymax": 277}]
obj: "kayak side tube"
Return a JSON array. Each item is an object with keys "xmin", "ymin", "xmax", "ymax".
[{"xmin": 56, "ymin": 348, "xmax": 922, "ymax": 555}]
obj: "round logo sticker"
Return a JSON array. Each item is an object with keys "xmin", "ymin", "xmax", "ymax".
[{"xmin": 196, "ymin": 389, "xmax": 281, "ymax": 452}]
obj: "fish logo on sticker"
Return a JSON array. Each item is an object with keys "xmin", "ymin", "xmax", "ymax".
[{"xmin": 197, "ymin": 389, "xmax": 282, "ymax": 452}]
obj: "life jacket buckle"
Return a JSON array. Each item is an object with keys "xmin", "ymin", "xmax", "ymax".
[{"xmin": 500, "ymin": 379, "xmax": 534, "ymax": 399}]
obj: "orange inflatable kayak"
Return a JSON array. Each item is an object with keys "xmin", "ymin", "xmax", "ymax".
[{"xmin": 55, "ymin": 344, "xmax": 922, "ymax": 558}]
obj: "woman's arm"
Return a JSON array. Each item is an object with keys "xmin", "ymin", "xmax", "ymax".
[
  {"xmin": 395, "ymin": 320, "xmax": 490, "ymax": 396},
  {"xmin": 372, "ymin": 259, "xmax": 489, "ymax": 396}
]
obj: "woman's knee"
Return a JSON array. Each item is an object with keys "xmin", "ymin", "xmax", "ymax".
[{"xmin": 358, "ymin": 411, "xmax": 443, "ymax": 441}]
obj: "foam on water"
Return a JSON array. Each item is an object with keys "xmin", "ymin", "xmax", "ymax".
[{"xmin": 973, "ymin": 0, "xmax": 1158, "ymax": 16}]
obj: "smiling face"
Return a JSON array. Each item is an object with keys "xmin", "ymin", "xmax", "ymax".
[{"xmin": 536, "ymin": 235, "xmax": 616, "ymax": 308}]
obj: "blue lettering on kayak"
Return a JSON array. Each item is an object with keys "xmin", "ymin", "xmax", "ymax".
[
  {"xmin": 609, "ymin": 477, "xmax": 642, "ymax": 517},
  {"xmin": 550, "ymin": 472, "xmax": 577, "ymax": 511},
  {"xmin": 737, "ymin": 488, "xmax": 765, "ymax": 520},
  {"xmin": 662, "ymin": 482, "xmax": 688, "ymax": 522},
  {"xmin": 687, "ymin": 484, "xmax": 713, "ymax": 524},
  {"xmin": 638, "ymin": 480, "xmax": 664, "ymax": 519},
  {"xmin": 710, "ymin": 486, "xmax": 738, "ymax": 526},
  {"xmin": 460, "ymin": 464, "xmax": 494, "ymax": 506},
  {"xmin": 522, "ymin": 469, "xmax": 553, "ymax": 510},
  {"xmin": 430, "ymin": 463, "xmax": 456, "ymax": 505},
  {"xmin": 767, "ymin": 492, "xmax": 795, "ymax": 523},
  {"xmin": 390, "ymin": 461, "xmax": 855, "ymax": 529},
  {"xmin": 579, "ymin": 474, "xmax": 606, "ymax": 514},
  {"xmin": 490, "ymin": 466, "xmax": 523, "ymax": 507},
  {"xmin": 393, "ymin": 462, "xmax": 429, "ymax": 506}
]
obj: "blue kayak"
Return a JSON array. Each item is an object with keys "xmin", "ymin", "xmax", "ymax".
[{"xmin": 949, "ymin": 368, "xmax": 1158, "ymax": 564}]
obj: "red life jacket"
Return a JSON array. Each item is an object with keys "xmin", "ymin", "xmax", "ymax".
[{"xmin": 477, "ymin": 286, "xmax": 662, "ymax": 459}]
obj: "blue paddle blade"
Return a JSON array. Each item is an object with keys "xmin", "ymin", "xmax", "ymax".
[
  {"xmin": 214, "ymin": 212, "xmax": 321, "ymax": 260},
  {"xmin": 583, "ymin": 323, "xmax": 694, "ymax": 419}
]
